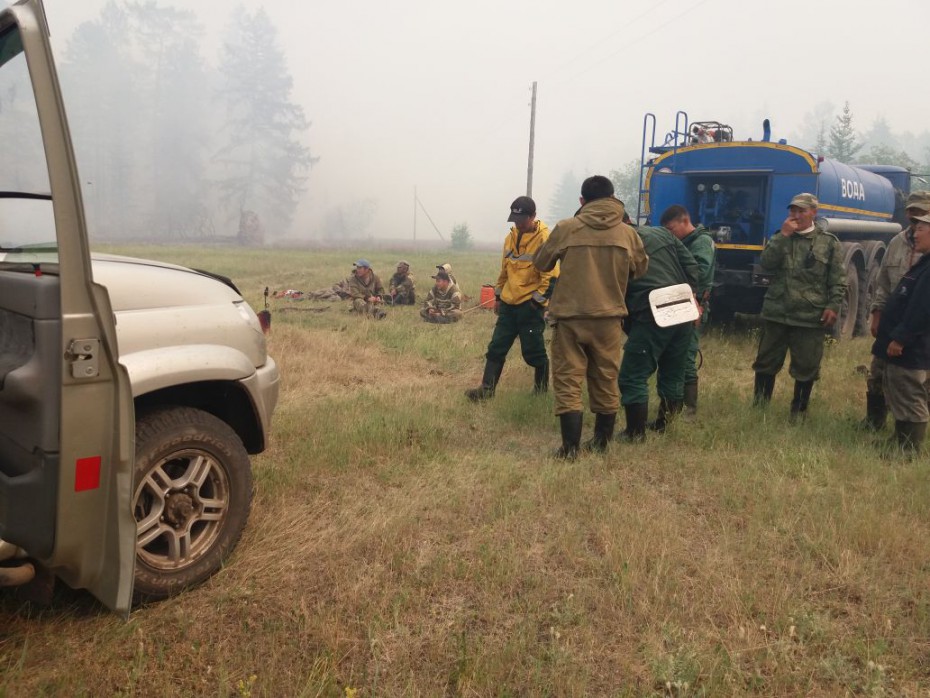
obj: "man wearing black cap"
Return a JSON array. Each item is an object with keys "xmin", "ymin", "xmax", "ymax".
[
  {"xmin": 420, "ymin": 268, "xmax": 463, "ymax": 323},
  {"xmin": 466, "ymin": 196, "xmax": 557, "ymax": 401}
]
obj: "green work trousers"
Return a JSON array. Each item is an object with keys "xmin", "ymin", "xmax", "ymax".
[
  {"xmin": 619, "ymin": 319, "xmax": 691, "ymax": 406},
  {"xmin": 684, "ymin": 324, "xmax": 702, "ymax": 384},
  {"xmin": 752, "ymin": 320, "xmax": 825, "ymax": 382},
  {"xmin": 485, "ymin": 300, "xmax": 548, "ymax": 368}
]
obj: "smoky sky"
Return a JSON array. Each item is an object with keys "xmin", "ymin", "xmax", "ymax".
[{"xmin": 32, "ymin": 0, "xmax": 930, "ymax": 241}]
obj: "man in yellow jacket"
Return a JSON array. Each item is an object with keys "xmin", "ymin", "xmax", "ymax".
[{"xmin": 466, "ymin": 196, "xmax": 558, "ymax": 400}]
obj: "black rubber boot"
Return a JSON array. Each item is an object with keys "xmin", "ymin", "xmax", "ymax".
[
  {"xmin": 790, "ymin": 380, "xmax": 814, "ymax": 420},
  {"xmin": 683, "ymin": 380, "xmax": 698, "ymax": 418},
  {"xmin": 582, "ymin": 412, "xmax": 616, "ymax": 453},
  {"xmin": 465, "ymin": 359, "xmax": 504, "ymax": 402},
  {"xmin": 856, "ymin": 392, "xmax": 888, "ymax": 431},
  {"xmin": 533, "ymin": 361, "xmax": 549, "ymax": 395},
  {"xmin": 896, "ymin": 420, "xmax": 926, "ymax": 456},
  {"xmin": 648, "ymin": 398, "xmax": 683, "ymax": 433},
  {"xmin": 616, "ymin": 403, "xmax": 648, "ymax": 443},
  {"xmin": 753, "ymin": 373, "xmax": 776, "ymax": 406},
  {"xmin": 553, "ymin": 411, "xmax": 583, "ymax": 460}
]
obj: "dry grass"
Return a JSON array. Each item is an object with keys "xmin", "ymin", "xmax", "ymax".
[{"xmin": 2, "ymin": 246, "xmax": 930, "ymax": 696}]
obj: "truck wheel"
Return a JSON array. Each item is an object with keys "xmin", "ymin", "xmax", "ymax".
[
  {"xmin": 832, "ymin": 262, "xmax": 860, "ymax": 339},
  {"xmin": 132, "ymin": 407, "xmax": 252, "ymax": 602}
]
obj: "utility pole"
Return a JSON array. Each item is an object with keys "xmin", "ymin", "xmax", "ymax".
[
  {"xmin": 526, "ymin": 81, "xmax": 537, "ymax": 197},
  {"xmin": 413, "ymin": 186, "xmax": 417, "ymax": 242}
]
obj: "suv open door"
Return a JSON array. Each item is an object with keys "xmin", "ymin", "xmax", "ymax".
[{"xmin": 0, "ymin": 0, "xmax": 136, "ymax": 613}]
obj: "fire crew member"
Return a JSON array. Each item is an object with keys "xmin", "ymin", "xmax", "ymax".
[
  {"xmin": 870, "ymin": 210, "xmax": 930, "ymax": 456},
  {"xmin": 617, "ymin": 225, "xmax": 699, "ymax": 440},
  {"xmin": 660, "ymin": 204, "xmax": 716, "ymax": 418},
  {"xmin": 751, "ymin": 193, "xmax": 846, "ymax": 417},
  {"xmin": 389, "ymin": 260, "xmax": 416, "ymax": 305},
  {"xmin": 533, "ymin": 176, "xmax": 648, "ymax": 458},
  {"xmin": 466, "ymin": 196, "xmax": 557, "ymax": 401},
  {"xmin": 861, "ymin": 191, "xmax": 930, "ymax": 430},
  {"xmin": 346, "ymin": 259, "xmax": 387, "ymax": 319}
]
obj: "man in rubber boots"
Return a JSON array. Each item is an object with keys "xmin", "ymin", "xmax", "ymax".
[
  {"xmin": 860, "ymin": 191, "xmax": 930, "ymax": 430},
  {"xmin": 466, "ymin": 196, "xmax": 557, "ymax": 401},
  {"xmin": 533, "ymin": 176, "xmax": 648, "ymax": 458},
  {"xmin": 660, "ymin": 205, "xmax": 716, "ymax": 418},
  {"xmin": 751, "ymin": 193, "xmax": 846, "ymax": 417},
  {"xmin": 617, "ymin": 224, "xmax": 699, "ymax": 441}
]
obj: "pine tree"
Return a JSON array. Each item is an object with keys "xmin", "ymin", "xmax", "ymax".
[
  {"xmin": 214, "ymin": 8, "xmax": 315, "ymax": 236},
  {"xmin": 826, "ymin": 101, "xmax": 862, "ymax": 163}
]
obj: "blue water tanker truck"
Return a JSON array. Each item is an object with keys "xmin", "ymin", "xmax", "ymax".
[{"xmin": 637, "ymin": 112, "xmax": 911, "ymax": 337}]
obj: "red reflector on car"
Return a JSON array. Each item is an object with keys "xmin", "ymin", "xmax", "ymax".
[{"xmin": 75, "ymin": 456, "xmax": 101, "ymax": 492}]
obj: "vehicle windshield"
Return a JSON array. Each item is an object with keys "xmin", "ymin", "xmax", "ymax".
[{"xmin": 0, "ymin": 23, "xmax": 57, "ymax": 263}]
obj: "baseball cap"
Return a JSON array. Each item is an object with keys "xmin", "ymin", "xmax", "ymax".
[
  {"xmin": 431, "ymin": 269, "xmax": 450, "ymax": 281},
  {"xmin": 507, "ymin": 196, "xmax": 536, "ymax": 222},
  {"xmin": 396, "ymin": 260, "xmax": 410, "ymax": 268},
  {"xmin": 905, "ymin": 191, "xmax": 930, "ymax": 212},
  {"xmin": 788, "ymin": 193, "xmax": 818, "ymax": 210},
  {"xmin": 911, "ymin": 212, "xmax": 930, "ymax": 224},
  {"xmin": 353, "ymin": 259, "xmax": 371, "ymax": 269}
]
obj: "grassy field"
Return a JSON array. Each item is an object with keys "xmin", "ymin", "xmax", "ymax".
[{"xmin": 2, "ymin": 245, "xmax": 929, "ymax": 696}]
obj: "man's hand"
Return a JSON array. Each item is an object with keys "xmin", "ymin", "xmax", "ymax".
[
  {"xmin": 367, "ymin": 295, "xmax": 382, "ymax": 304},
  {"xmin": 870, "ymin": 310, "xmax": 881, "ymax": 338},
  {"xmin": 820, "ymin": 309, "xmax": 838, "ymax": 328},
  {"xmin": 887, "ymin": 340, "xmax": 904, "ymax": 358},
  {"xmin": 780, "ymin": 217, "xmax": 800, "ymax": 237},
  {"xmin": 428, "ymin": 308, "xmax": 438, "ymax": 316}
]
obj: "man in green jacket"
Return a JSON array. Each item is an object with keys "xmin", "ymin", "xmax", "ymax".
[
  {"xmin": 618, "ymin": 225, "xmax": 699, "ymax": 440},
  {"xmin": 533, "ymin": 176, "xmax": 648, "ymax": 458},
  {"xmin": 752, "ymin": 193, "xmax": 846, "ymax": 417},
  {"xmin": 661, "ymin": 205, "xmax": 716, "ymax": 418},
  {"xmin": 346, "ymin": 259, "xmax": 387, "ymax": 319}
]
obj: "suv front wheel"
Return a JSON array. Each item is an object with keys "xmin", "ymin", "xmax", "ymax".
[{"xmin": 132, "ymin": 406, "xmax": 252, "ymax": 602}]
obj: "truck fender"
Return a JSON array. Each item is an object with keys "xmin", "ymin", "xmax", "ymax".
[{"xmin": 122, "ymin": 345, "xmax": 256, "ymax": 398}]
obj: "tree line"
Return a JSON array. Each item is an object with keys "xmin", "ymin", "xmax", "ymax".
[{"xmin": 59, "ymin": 1, "xmax": 313, "ymax": 243}]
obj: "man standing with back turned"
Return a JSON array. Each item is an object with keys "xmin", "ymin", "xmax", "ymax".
[
  {"xmin": 466, "ymin": 196, "xmax": 557, "ymax": 401},
  {"xmin": 751, "ymin": 193, "xmax": 846, "ymax": 417},
  {"xmin": 534, "ymin": 176, "xmax": 648, "ymax": 458}
]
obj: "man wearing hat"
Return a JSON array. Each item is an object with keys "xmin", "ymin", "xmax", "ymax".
[
  {"xmin": 420, "ymin": 268, "xmax": 463, "ymax": 323},
  {"xmin": 751, "ymin": 193, "xmax": 846, "ymax": 417},
  {"xmin": 346, "ymin": 259, "xmax": 387, "ymax": 319},
  {"xmin": 389, "ymin": 260, "xmax": 416, "ymax": 305},
  {"xmin": 861, "ymin": 190, "xmax": 930, "ymax": 429},
  {"xmin": 466, "ymin": 196, "xmax": 557, "ymax": 401}
]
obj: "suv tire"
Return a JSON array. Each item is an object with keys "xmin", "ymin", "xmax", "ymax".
[{"xmin": 132, "ymin": 407, "xmax": 252, "ymax": 602}]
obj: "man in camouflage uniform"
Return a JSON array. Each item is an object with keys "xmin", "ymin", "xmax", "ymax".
[
  {"xmin": 618, "ymin": 224, "xmax": 699, "ymax": 440},
  {"xmin": 346, "ymin": 259, "xmax": 387, "ymax": 319},
  {"xmin": 860, "ymin": 191, "xmax": 930, "ymax": 430},
  {"xmin": 752, "ymin": 193, "xmax": 846, "ymax": 417},
  {"xmin": 661, "ymin": 204, "xmax": 716, "ymax": 418},
  {"xmin": 534, "ymin": 176, "xmax": 648, "ymax": 458},
  {"xmin": 388, "ymin": 261, "xmax": 416, "ymax": 305},
  {"xmin": 420, "ymin": 268, "xmax": 463, "ymax": 323}
]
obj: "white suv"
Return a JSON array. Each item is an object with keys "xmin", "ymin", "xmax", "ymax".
[{"xmin": 0, "ymin": 0, "xmax": 279, "ymax": 614}]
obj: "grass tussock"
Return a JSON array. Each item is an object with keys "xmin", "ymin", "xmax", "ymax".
[{"xmin": 2, "ymin": 246, "xmax": 930, "ymax": 696}]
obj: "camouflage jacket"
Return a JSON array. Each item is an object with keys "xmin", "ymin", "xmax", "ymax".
[
  {"xmin": 681, "ymin": 225, "xmax": 716, "ymax": 302},
  {"xmin": 389, "ymin": 273, "xmax": 415, "ymax": 296},
  {"xmin": 871, "ymin": 228, "xmax": 924, "ymax": 313},
  {"xmin": 759, "ymin": 225, "xmax": 846, "ymax": 328},
  {"xmin": 422, "ymin": 283, "xmax": 463, "ymax": 314},
  {"xmin": 345, "ymin": 272, "xmax": 385, "ymax": 301}
]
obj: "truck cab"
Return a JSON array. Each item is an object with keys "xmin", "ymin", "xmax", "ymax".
[{"xmin": 0, "ymin": 0, "xmax": 278, "ymax": 614}]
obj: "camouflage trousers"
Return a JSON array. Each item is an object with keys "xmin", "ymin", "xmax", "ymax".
[
  {"xmin": 420, "ymin": 308, "xmax": 462, "ymax": 323},
  {"xmin": 351, "ymin": 299, "xmax": 384, "ymax": 317}
]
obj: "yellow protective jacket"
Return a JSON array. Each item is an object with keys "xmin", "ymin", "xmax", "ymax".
[{"xmin": 495, "ymin": 220, "xmax": 558, "ymax": 306}]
